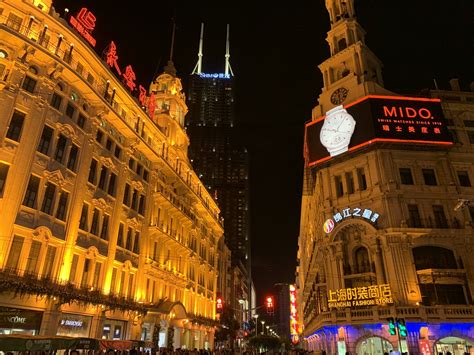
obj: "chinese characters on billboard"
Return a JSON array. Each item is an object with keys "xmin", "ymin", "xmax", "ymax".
[
  {"xmin": 328, "ymin": 284, "xmax": 394, "ymax": 308},
  {"xmin": 305, "ymin": 95, "xmax": 453, "ymax": 167},
  {"xmin": 323, "ymin": 207, "xmax": 380, "ymax": 234},
  {"xmin": 289, "ymin": 285, "xmax": 300, "ymax": 344}
]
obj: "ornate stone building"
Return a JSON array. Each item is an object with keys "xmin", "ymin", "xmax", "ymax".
[
  {"xmin": 0, "ymin": 0, "xmax": 223, "ymax": 348},
  {"xmin": 296, "ymin": 0, "xmax": 474, "ymax": 354}
]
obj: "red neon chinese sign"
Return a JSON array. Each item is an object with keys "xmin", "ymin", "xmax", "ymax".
[
  {"xmin": 69, "ymin": 8, "xmax": 97, "ymax": 47},
  {"xmin": 105, "ymin": 41, "xmax": 122, "ymax": 75},
  {"xmin": 122, "ymin": 65, "xmax": 137, "ymax": 92}
]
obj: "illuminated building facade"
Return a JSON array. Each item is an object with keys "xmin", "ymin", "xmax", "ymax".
[
  {"xmin": 296, "ymin": 1, "xmax": 474, "ymax": 354},
  {"xmin": 0, "ymin": 0, "xmax": 223, "ymax": 348},
  {"xmin": 186, "ymin": 25, "xmax": 250, "ymax": 273}
]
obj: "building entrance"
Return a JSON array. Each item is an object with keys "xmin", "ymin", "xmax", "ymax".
[
  {"xmin": 356, "ymin": 336, "xmax": 394, "ymax": 355},
  {"xmin": 435, "ymin": 336, "xmax": 473, "ymax": 355}
]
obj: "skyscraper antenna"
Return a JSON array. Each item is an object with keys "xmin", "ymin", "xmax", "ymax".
[
  {"xmin": 225, "ymin": 24, "xmax": 234, "ymax": 77},
  {"xmin": 169, "ymin": 19, "xmax": 176, "ymax": 62},
  {"xmin": 192, "ymin": 23, "xmax": 204, "ymax": 75}
]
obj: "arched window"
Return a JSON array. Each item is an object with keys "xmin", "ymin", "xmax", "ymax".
[
  {"xmin": 338, "ymin": 38, "xmax": 347, "ymax": 52},
  {"xmin": 28, "ymin": 66, "xmax": 38, "ymax": 75},
  {"xmin": 413, "ymin": 246, "xmax": 458, "ymax": 270},
  {"xmin": 355, "ymin": 247, "xmax": 371, "ymax": 273},
  {"xmin": 0, "ymin": 49, "xmax": 8, "ymax": 59}
]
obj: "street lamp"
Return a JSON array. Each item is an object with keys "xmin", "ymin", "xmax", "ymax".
[
  {"xmin": 253, "ymin": 314, "xmax": 259, "ymax": 336},
  {"xmin": 261, "ymin": 320, "xmax": 265, "ymax": 334}
]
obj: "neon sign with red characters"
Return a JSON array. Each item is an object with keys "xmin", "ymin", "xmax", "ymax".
[
  {"xmin": 69, "ymin": 8, "xmax": 97, "ymax": 47},
  {"xmin": 289, "ymin": 284, "xmax": 300, "ymax": 344}
]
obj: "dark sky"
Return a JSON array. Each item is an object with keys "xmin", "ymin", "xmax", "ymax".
[{"xmin": 54, "ymin": 0, "xmax": 473, "ymax": 302}]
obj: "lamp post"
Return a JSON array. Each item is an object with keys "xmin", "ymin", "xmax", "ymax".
[
  {"xmin": 253, "ymin": 314, "xmax": 259, "ymax": 336},
  {"xmin": 261, "ymin": 320, "xmax": 265, "ymax": 335}
]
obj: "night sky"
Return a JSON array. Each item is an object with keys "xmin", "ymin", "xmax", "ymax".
[{"xmin": 54, "ymin": 0, "xmax": 473, "ymax": 302}]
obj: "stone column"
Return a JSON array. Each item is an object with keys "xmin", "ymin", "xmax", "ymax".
[
  {"xmin": 39, "ymin": 301, "xmax": 61, "ymax": 336},
  {"xmin": 374, "ymin": 237, "xmax": 386, "ymax": 284}
]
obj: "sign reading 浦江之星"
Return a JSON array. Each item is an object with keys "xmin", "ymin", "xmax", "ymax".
[
  {"xmin": 328, "ymin": 283, "xmax": 394, "ymax": 308},
  {"xmin": 323, "ymin": 207, "xmax": 380, "ymax": 233}
]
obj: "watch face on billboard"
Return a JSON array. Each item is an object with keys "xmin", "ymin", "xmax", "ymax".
[{"xmin": 305, "ymin": 95, "xmax": 454, "ymax": 167}]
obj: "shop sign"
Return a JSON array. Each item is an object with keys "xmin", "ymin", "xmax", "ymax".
[
  {"xmin": 57, "ymin": 314, "xmax": 91, "ymax": 337},
  {"xmin": 289, "ymin": 284, "xmax": 300, "ymax": 344},
  {"xmin": 419, "ymin": 340, "xmax": 433, "ymax": 355},
  {"xmin": 199, "ymin": 73, "xmax": 231, "ymax": 79},
  {"xmin": 328, "ymin": 283, "xmax": 394, "ymax": 308},
  {"xmin": 323, "ymin": 207, "xmax": 380, "ymax": 233},
  {"xmin": 0, "ymin": 307, "xmax": 43, "ymax": 330},
  {"xmin": 69, "ymin": 8, "xmax": 97, "ymax": 47}
]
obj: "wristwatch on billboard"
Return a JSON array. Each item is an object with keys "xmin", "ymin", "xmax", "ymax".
[{"xmin": 320, "ymin": 104, "xmax": 356, "ymax": 157}]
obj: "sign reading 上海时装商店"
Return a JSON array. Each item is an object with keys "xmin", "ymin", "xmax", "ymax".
[
  {"xmin": 323, "ymin": 207, "xmax": 379, "ymax": 233},
  {"xmin": 305, "ymin": 95, "xmax": 453, "ymax": 167},
  {"xmin": 328, "ymin": 284, "xmax": 394, "ymax": 308}
]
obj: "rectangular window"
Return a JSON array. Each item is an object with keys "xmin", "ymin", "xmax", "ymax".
[
  {"xmin": 69, "ymin": 254, "xmax": 79, "ymax": 284},
  {"xmin": 133, "ymin": 232, "xmax": 140, "ymax": 254},
  {"xmin": 5, "ymin": 236, "xmax": 24, "ymax": 271},
  {"xmin": 138, "ymin": 195, "xmax": 146, "ymax": 215},
  {"xmin": 88, "ymin": 159, "xmax": 98, "ymax": 184},
  {"xmin": 37, "ymin": 125, "xmax": 54, "ymax": 155},
  {"xmin": 6, "ymin": 110, "xmax": 25, "ymax": 142},
  {"xmin": 119, "ymin": 271, "xmax": 126, "ymax": 295},
  {"xmin": 95, "ymin": 129, "xmax": 103, "ymax": 143},
  {"xmin": 65, "ymin": 103, "xmax": 75, "ymax": 118},
  {"xmin": 22, "ymin": 75, "xmax": 37, "ymax": 93},
  {"xmin": 79, "ymin": 204, "xmax": 89, "ymax": 231},
  {"xmin": 41, "ymin": 182, "xmax": 56, "ymax": 215},
  {"xmin": 125, "ymin": 228, "xmax": 132, "ymax": 251},
  {"xmin": 42, "ymin": 245, "xmax": 56, "ymax": 278},
  {"xmin": 108, "ymin": 173, "xmax": 116, "ymax": 196},
  {"xmin": 81, "ymin": 259, "xmax": 90, "ymax": 287},
  {"xmin": 23, "ymin": 175, "xmax": 40, "ymax": 208},
  {"xmin": 90, "ymin": 208, "xmax": 100, "ymax": 235},
  {"xmin": 399, "ymin": 168, "xmax": 414, "ymax": 185},
  {"xmin": 408, "ymin": 204, "xmax": 422, "ymax": 228},
  {"xmin": 86, "ymin": 73, "xmax": 95, "ymax": 85},
  {"xmin": 93, "ymin": 262, "xmax": 102, "ymax": 289},
  {"xmin": 6, "ymin": 12, "xmax": 23, "ymax": 31},
  {"xmin": 123, "ymin": 184, "xmax": 131, "ymax": 206},
  {"xmin": 357, "ymin": 168, "xmax": 367, "ymax": 191},
  {"xmin": 105, "ymin": 138, "xmax": 113, "ymax": 151},
  {"xmin": 55, "ymin": 191, "xmax": 69, "ymax": 221},
  {"xmin": 67, "ymin": 144, "xmax": 79, "ymax": 171},
  {"xmin": 25, "ymin": 240, "xmax": 42, "ymax": 275},
  {"xmin": 335, "ymin": 175, "xmax": 344, "ymax": 197},
  {"xmin": 131, "ymin": 190, "xmax": 138, "ymax": 210},
  {"xmin": 54, "ymin": 134, "xmax": 68, "ymax": 163},
  {"xmin": 100, "ymin": 214, "xmax": 109, "ymax": 240},
  {"xmin": 422, "ymin": 168, "xmax": 438, "ymax": 186},
  {"xmin": 345, "ymin": 172, "xmax": 354, "ymax": 194},
  {"xmin": 458, "ymin": 171, "xmax": 471, "ymax": 187},
  {"xmin": 98, "ymin": 167, "xmax": 108, "ymax": 190},
  {"xmin": 50, "ymin": 92, "xmax": 62, "ymax": 110},
  {"xmin": 433, "ymin": 205, "xmax": 448, "ymax": 228},
  {"xmin": 127, "ymin": 273, "xmax": 134, "ymax": 298},
  {"xmin": 128, "ymin": 158, "xmax": 135, "ymax": 170},
  {"xmin": 0, "ymin": 163, "xmax": 10, "ymax": 197},
  {"xmin": 110, "ymin": 268, "xmax": 117, "ymax": 294},
  {"xmin": 136, "ymin": 163, "xmax": 143, "ymax": 176},
  {"xmin": 114, "ymin": 145, "xmax": 121, "ymax": 159},
  {"xmin": 143, "ymin": 170, "xmax": 149, "ymax": 182},
  {"xmin": 117, "ymin": 223, "xmax": 124, "ymax": 247},
  {"xmin": 77, "ymin": 114, "xmax": 86, "ymax": 129}
]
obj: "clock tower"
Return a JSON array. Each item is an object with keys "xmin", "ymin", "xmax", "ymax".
[{"xmin": 313, "ymin": 0, "xmax": 393, "ymax": 118}]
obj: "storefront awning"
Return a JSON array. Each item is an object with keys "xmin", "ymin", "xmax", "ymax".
[
  {"xmin": 0, "ymin": 335, "xmax": 99, "ymax": 351},
  {"xmin": 147, "ymin": 300, "xmax": 187, "ymax": 319}
]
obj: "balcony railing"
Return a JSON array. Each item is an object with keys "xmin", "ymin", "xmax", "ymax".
[{"xmin": 0, "ymin": 268, "xmax": 147, "ymax": 313}]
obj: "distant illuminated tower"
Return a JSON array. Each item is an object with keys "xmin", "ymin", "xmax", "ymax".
[{"xmin": 186, "ymin": 24, "xmax": 250, "ymax": 271}]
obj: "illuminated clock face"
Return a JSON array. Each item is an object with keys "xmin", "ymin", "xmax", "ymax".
[
  {"xmin": 330, "ymin": 87, "xmax": 349, "ymax": 105},
  {"xmin": 320, "ymin": 105, "xmax": 356, "ymax": 157}
]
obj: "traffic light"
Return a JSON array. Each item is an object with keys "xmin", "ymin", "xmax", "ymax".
[
  {"xmin": 216, "ymin": 296, "xmax": 223, "ymax": 314},
  {"xmin": 397, "ymin": 318, "xmax": 408, "ymax": 337},
  {"xmin": 266, "ymin": 296, "xmax": 275, "ymax": 314},
  {"xmin": 387, "ymin": 317, "xmax": 397, "ymax": 335}
]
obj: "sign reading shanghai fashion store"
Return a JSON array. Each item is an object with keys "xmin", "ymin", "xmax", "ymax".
[
  {"xmin": 305, "ymin": 95, "xmax": 453, "ymax": 167},
  {"xmin": 323, "ymin": 207, "xmax": 380, "ymax": 233},
  {"xmin": 328, "ymin": 283, "xmax": 394, "ymax": 308}
]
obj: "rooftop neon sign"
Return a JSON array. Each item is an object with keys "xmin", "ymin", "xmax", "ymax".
[
  {"xmin": 199, "ymin": 73, "xmax": 231, "ymax": 79},
  {"xmin": 69, "ymin": 8, "xmax": 96, "ymax": 47}
]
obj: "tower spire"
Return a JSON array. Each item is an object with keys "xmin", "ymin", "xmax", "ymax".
[
  {"xmin": 192, "ymin": 23, "xmax": 204, "ymax": 75},
  {"xmin": 224, "ymin": 24, "xmax": 234, "ymax": 77},
  {"xmin": 164, "ymin": 19, "xmax": 177, "ymax": 77}
]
